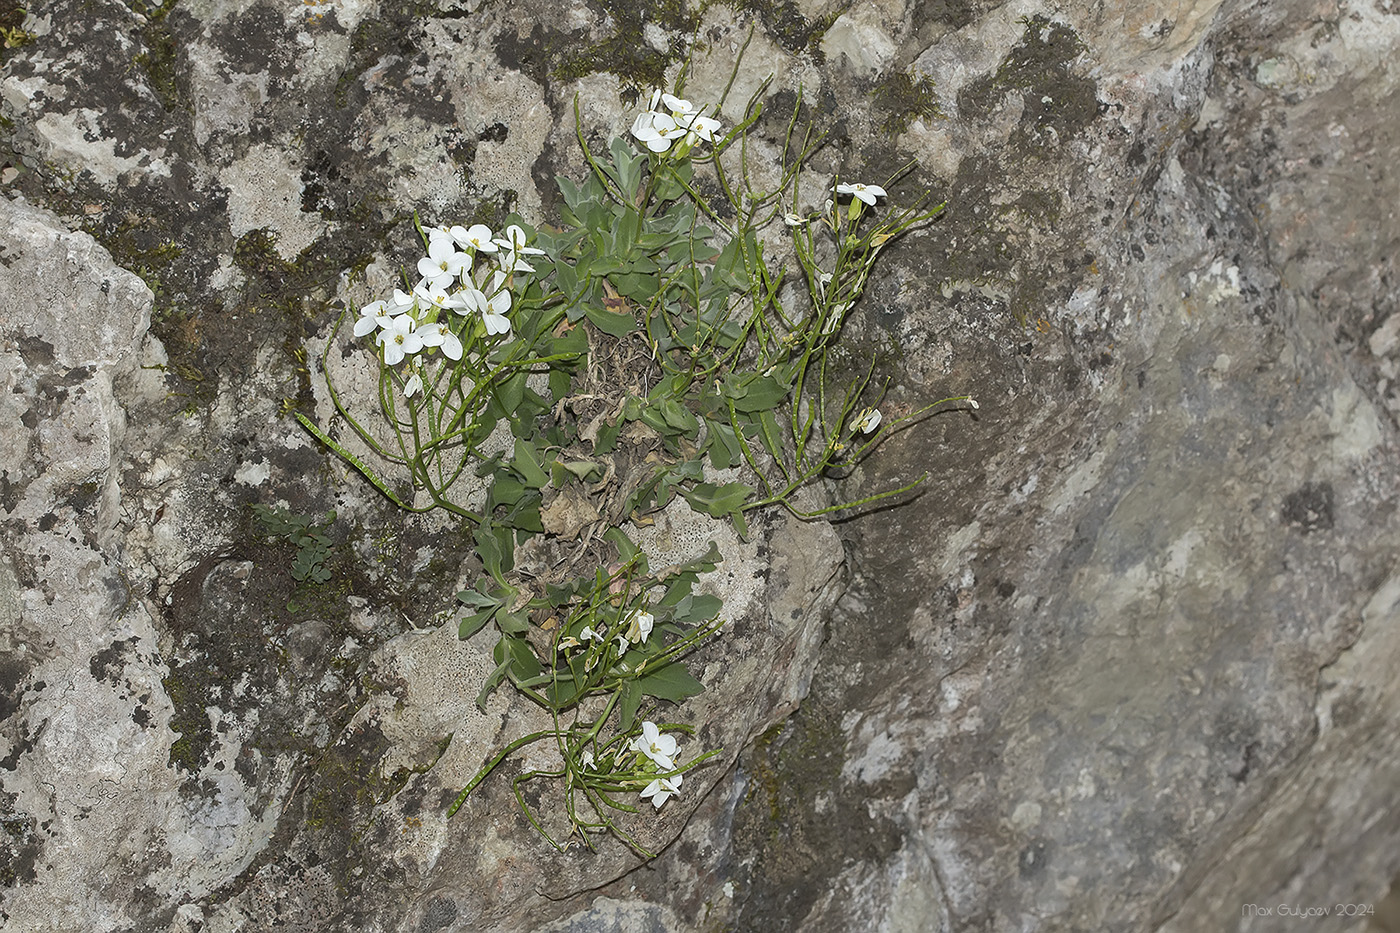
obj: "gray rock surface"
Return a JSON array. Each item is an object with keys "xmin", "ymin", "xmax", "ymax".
[{"xmin": 2, "ymin": 0, "xmax": 1399, "ymax": 931}]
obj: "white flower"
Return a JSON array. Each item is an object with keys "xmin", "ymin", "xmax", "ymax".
[
  {"xmin": 473, "ymin": 270, "xmax": 512, "ymax": 335},
  {"xmin": 640, "ymin": 773, "xmax": 682, "ymax": 809},
  {"xmin": 376, "ymin": 315, "xmax": 422, "ymax": 366},
  {"xmin": 579, "ymin": 625, "xmax": 603, "ymax": 642},
  {"xmin": 632, "ymin": 720, "xmax": 678, "ymax": 771},
  {"xmin": 494, "ymin": 224, "xmax": 545, "ymax": 256},
  {"xmin": 681, "ymin": 114, "xmax": 722, "ymax": 144},
  {"xmin": 403, "ymin": 371, "xmax": 424, "ymax": 397},
  {"xmin": 853, "ymin": 408, "xmax": 882, "ymax": 434},
  {"xmin": 657, "ymin": 91, "xmax": 691, "ymax": 116},
  {"xmin": 632, "ymin": 91, "xmax": 722, "ymax": 153},
  {"xmin": 625, "ymin": 611, "xmax": 654, "ymax": 645},
  {"xmin": 427, "ymin": 224, "xmax": 468, "ymax": 248},
  {"xmin": 413, "ymin": 279, "xmax": 459, "ymax": 313},
  {"xmin": 581, "ymin": 749, "xmax": 595, "ymax": 771},
  {"xmin": 498, "ymin": 249, "xmax": 536, "ymax": 274},
  {"xmin": 836, "ymin": 182, "xmax": 887, "ymax": 206},
  {"xmin": 784, "ymin": 212, "xmax": 808, "ymax": 227},
  {"xmin": 417, "ymin": 237, "xmax": 471, "ymax": 289},
  {"xmin": 417, "ymin": 321, "xmax": 462, "ymax": 361},
  {"xmin": 631, "ymin": 110, "xmax": 686, "ymax": 152},
  {"xmin": 354, "ymin": 289, "xmax": 415, "ymax": 337},
  {"xmin": 494, "ymin": 224, "xmax": 545, "ymax": 273},
  {"xmin": 657, "ymin": 92, "xmax": 721, "ymax": 141},
  {"xmin": 354, "ymin": 300, "xmax": 389, "ymax": 337},
  {"xmin": 455, "ymin": 223, "xmax": 498, "ymax": 253}
]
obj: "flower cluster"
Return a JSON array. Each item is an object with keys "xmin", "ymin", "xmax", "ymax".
[
  {"xmin": 786, "ymin": 180, "xmax": 888, "ymax": 228},
  {"xmin": 836, "ymin": 181, "xmax": 886, "ymax": 206},
  {"xmin": 632, "ymin": 721, "xmax": 682, "ymax": 808},
  {"xmin": 556, "ymin": 610, "xmax": 655, "ymax": 673},
  {"xmin": 352, "ymin": 223, "xmax": 544, "ymax": 378},
  {"xmin": 631, "ymin": 91, "xmax": 722, "ymax": 154},
  {"xmin": 852, "ymin": 408, "xmax": 882, "ymax": 434}
]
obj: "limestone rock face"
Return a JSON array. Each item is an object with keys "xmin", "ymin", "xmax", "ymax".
[{"xmin": 2, "ymin": 0, "xmax": 1398, "ymax": 931}]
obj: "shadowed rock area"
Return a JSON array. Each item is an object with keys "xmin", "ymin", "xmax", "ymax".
[{"xmin": 2, "ymin": 0, "xmax": 1398, "ymax": 931}]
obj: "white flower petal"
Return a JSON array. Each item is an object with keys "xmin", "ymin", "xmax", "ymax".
[
  {"xmin": 464, "ymin": 223, "xmax": 497, "ymax": 252},
  {"xmin": 855, "ymin": 408, "xmax": 882, "ymax": 434},
  {"xmin": 661, "ymin": 92, "xmax": 692, "ymax": 114},
  {"xmin": 483, "ymin": 311, "xmax": 511, "ymax": 335},
  {"xmin": 640, "ymin": 773, "xmax": 683, "ymax": 809}
]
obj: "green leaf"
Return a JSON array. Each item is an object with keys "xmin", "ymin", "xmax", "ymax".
[
  {"xmin": 557, "ymin": 176, "xmax": 584, "ymax": 211},
  {"xmin": 639, "ymin": 407, "xmax": 672, "ymax": 437},
  {"xmin": 497, "ymin": 371, "xmax": 527, "ymax": 414},
  {"xmin": 498, "ymin": 633, "xmax": 542, "ymax": 681},
  {"xmin": 703, "ymin": 419, "xmax": 742, "ymax": 469},
  {"xmin": 593, "ymin": 417, "xmax": 623, "ymax": 454},
  {"xmin": 551, "ymin": 459, "xmax": 602, "ymax": 486},
  {"xmin": 609, "ymin": 136, "xmax": 642, "ymax": 198},
  {"xmin": 545, "ymin": 581, "xmax": 578, "ymax": 606},
  {"xmin": 658, "ymin": 399, "xmax": 699, "ymax": 435},
  {"xmin": 613, "ymin": 271, "xmax": 660, "ymax": 303},
  {"xmin": 498, "ymin": 494, "xmax": 543, "ymax": 534},
  {"xmin": 657, "ymin": 573, "xmax": 698, "ymax": 607},
  {"xmin": 590, "ymin": 256, "xmax": 627, "ymax": 276},
  {"xmin": 756, "ymin": 408, "xmax": 784, "ymax": 461},
  {"xmin": 554, "ymin": 259, "xmax": 579, "ymax": 298},
  {"xmin": 457, "ymin": 588, "xmax": 499, "ymax": 609},
  {"xmin": 611, "ymin": 206, "xmax": 641, "ymax": 256},
  {"xmin": 603, "ymin": 526, "xmax": 640, "ymax": 563},
  {"xmin": 512, "ymin": 437, "xmax": 550, "ymax": 489},
  {"xmin": 618, "ymin": 679, "xmax": 642, "ymax": 732},
  {"xmin": 546, "ymin": 676, "xmax": 584, "ymax": 709},
  {"xmin": 496, "ymin": 610, "xmax": 531, "ymax": 636},
  {"xmin": 459, "ymin": 608, "xmax": 496, "ymax": 640},
  {"xmin": 636, "ymin": 663, "xmax": 705, "ymax": 703},
  {"xmin": 549, "ymin": 368, "xmax": 572, "ymax": 403},
  {"xmin": 554, "ymin": 323, "xmax": 589, "ymax": 356},
  {"xmin": 488, "ymin": 472, "xmax": 529, "ymax": 509},
  {"xmin": 681, "ymin": 481, "xmax": 754, "ymax": 517},
  {"xmin": 477, "ymin": 648, "xmax": 512, "ymax": 710},
  {"xmin": 475, "ymin": 521, "xmax": 514, "ymax": 582},
  {"xmin": 727, "ymin": 374, "xmax": 789, "ymax": 413},
  {"xmin": 673, "ymin": 593, "xmax": 723, "ymax": 623},
  {"xmin": 584, "ymin": 303, "xmax": 638, "ymax": 336}
]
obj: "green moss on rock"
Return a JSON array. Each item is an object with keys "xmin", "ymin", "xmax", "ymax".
[{"xmin": 874, "ymin": 71, "xmax": 944, "ymax": 135}]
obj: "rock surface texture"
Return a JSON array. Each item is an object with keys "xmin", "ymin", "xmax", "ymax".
[{"xmin": 2, "ymin": 0, "xmax": 1398, "ymax": 931}]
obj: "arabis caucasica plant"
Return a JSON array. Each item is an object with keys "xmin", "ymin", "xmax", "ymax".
[{"xmin": 297, "ymin": 75, "xmax": 975, "ymax": 857}]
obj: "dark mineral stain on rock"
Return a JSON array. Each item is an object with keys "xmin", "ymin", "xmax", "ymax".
[{"xmin": 1281, "ymin": 481, "xmax": 1333, "ymax": 534}]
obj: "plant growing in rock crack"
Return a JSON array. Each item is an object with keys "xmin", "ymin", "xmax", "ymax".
[
  {"xmin": 251, "ymin": 504, "xmax": 337, "ymax": 585},
  {"xmin": 295, "ymin": 73, "xmax": 976, "ymax": 857}
]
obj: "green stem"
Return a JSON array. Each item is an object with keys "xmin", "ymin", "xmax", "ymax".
[{"xmin": 448, "ymin": 729, "xmax": 556, "ymax": 818}]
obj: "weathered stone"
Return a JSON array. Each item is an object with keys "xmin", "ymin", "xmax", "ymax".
[{"xmin": 3, "ymin": 0, "xmax": 1400, "ymax": 930}]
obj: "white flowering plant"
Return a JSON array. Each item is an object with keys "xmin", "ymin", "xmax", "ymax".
[{"xmin": 296, "ymin": 77, "xmax": 974, "ymax": 856}]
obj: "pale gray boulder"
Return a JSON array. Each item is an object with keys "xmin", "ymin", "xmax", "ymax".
[{"xmin": 2, "ymin": 0, "xmax": 1399, "ymax": 930}]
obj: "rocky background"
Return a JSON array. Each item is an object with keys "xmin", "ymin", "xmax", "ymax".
[{"xmin": 3, "ymin": 0, "xmax": 1400, "ymax": 930}]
